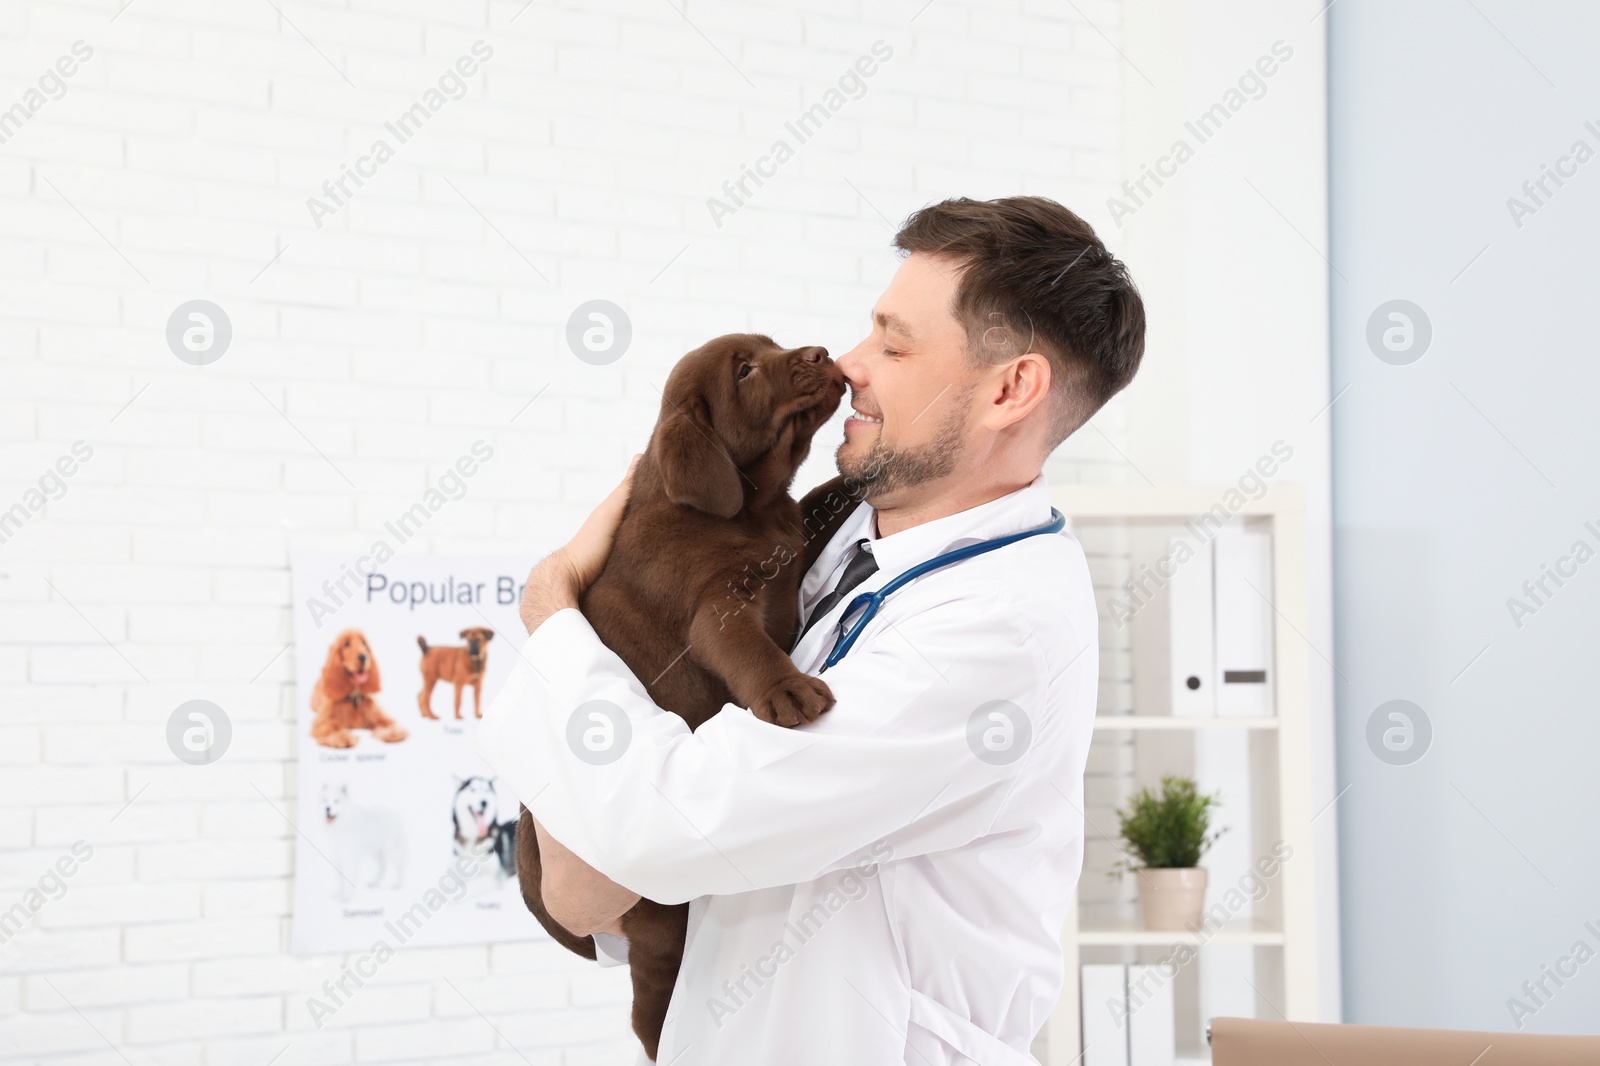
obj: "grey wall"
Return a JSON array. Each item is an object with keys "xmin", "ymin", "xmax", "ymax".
[{"xmin": 1330, "ymin": 0, "xmax": 1600, "ymax": 1034}]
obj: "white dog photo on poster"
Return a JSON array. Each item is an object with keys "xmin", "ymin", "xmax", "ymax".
[{"xmin": 320, "ymin": 781, "xmax": 408, "ymax": 902}]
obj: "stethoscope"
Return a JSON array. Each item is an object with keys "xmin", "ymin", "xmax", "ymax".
[{"xmin": 818, "ymin": 508, "xmax": 1068, "ymax": 673}]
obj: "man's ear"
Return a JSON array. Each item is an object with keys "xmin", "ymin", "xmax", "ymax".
[{"xmin": 655, "ymin": 401, "xmax": 743, "ymax": 518}]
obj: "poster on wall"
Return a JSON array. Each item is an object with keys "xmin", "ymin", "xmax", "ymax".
[{"xmin": 288, "ymin": 553, "xmax": 546, "ymax": 954}]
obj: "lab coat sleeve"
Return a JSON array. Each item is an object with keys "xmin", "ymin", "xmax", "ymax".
[{"xmin": 475, "ymin": 583, "xmax": 1065, "ymax": 905}]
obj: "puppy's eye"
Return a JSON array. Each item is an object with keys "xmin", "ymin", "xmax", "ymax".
[{"xmin": 737, "ymin": 364, "xmax": 753, "ymax": 380}]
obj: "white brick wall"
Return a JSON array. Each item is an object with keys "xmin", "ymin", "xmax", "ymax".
[{"xmin": 0, "ymin": 0, "xmax": 1128, "ymax": 1062}]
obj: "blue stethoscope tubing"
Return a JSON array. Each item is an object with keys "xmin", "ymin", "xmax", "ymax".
[{"xmin": 818, "ymin": 507, "xmax": 1068, "ymax": 673}]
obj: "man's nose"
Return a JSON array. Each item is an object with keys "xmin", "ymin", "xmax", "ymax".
[
  {"xmin": 836, "ymin": 337, "xmax": 869, "ymax": 383},
  {"xmin": 795, "ymin": 345, "xmax": 828, "ymax": 362}
]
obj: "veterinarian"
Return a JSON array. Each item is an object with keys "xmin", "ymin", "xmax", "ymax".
[{"xmin": 478, "ymin": 195, "xmax": 1145, "ymax": 1065}]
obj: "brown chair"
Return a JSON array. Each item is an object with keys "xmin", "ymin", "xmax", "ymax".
[{"xmin": 1209, "ymin": 1016, "xmax": 1600, "ymax": 1065}]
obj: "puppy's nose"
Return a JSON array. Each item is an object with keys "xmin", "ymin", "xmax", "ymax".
[{"xmin": 797, "ymin": 345, "xmax": 828, "ymax": 363}]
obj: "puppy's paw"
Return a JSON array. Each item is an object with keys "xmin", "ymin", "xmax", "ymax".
[
  {"xmin": 375, "ymin": 725, "xmax": 408, "ymax": 743},
  {"xmin": 752, "ymin": 674, "xmax": 835, "ymax": 727}
]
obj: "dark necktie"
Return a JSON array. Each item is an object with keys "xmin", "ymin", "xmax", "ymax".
[{"xmin": 799, "ymin": 539, "xmax": 880, "ymax": 640}]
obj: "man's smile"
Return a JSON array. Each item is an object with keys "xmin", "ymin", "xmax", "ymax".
[{"xmin": 845, "ymin": 402, "xmax": 883, "ymax": 431}]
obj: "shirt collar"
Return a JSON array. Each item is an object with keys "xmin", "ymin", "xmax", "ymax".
[{"xmin": 827, "ymin": 473, "xmax": 1056, "ymax": 580}]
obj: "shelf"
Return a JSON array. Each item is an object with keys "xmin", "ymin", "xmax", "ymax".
[
  {"xmin": 1043, "ymin": 485, "xmax": 1322, "ymax": 1066},
  {"xmin": 1076, "ymin": 916, "xmax": 1284, "ymax": 946},
  {"xmin": 1093, "ymin": 715, "xmax": 1279, "ymax": 730}
]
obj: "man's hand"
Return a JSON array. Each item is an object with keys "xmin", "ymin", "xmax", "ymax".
[
  {"xmin": 532, "ymin": 815, "xmax": 641, "ymax": 937},
  {"xmin": 520, "ymin": 454, "xmax": 641, "ymax": 634}
]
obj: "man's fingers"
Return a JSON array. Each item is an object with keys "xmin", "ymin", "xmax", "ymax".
[
  {"xmin": 518, "ymin": 470, "xmax": 634, "ymax": 624},
  {"xmin": 588, "ymin": 456, "xmax": 639, "ymax": 528},
  {"xmin": 565, "ymin": 456, "xmax": 640, "ymax": 580},
  {"xmin": 603, "ymin": 454, "xmax": 640, "ymax": 512}
]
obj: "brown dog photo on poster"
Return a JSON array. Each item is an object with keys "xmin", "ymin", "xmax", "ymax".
[
  {"xmin": 309, "ymin": 628, "xmax": 408, "ymax": 748},
  {"xmin": 513, "ymin": 333, "xmax": 852, "ymax": 1062},
  {"xmin": 417, "ymin": 627, "xmax": 494, "ymax": 719}
]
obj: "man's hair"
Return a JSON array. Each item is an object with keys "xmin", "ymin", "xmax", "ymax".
[{"xmin": 892, "ymin": 195, "xmax": 1145, "ymax": 450}]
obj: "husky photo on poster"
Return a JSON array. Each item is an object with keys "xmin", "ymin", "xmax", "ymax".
[{"xmin": 289, "ymin": 553, "xmax": 544, "ymax": 954}]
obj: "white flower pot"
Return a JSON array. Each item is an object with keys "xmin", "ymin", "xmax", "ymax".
[{"xmin": 1136, "ymin": 867, "xmax": 1208, "ymax": 931}]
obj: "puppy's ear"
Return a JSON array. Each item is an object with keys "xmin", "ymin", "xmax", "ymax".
[
  {"xmin": 459, "ymin": 628, "xmax": 471, "ymax": 639},
  {"xmin": 655, "ymin": 401, "xmax": 743, "ymax": 518},
  {"xmin": 481, "ymin": 630, "xmax": 493, "ymax": 643}
]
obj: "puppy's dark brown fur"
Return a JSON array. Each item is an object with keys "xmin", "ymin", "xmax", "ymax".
[{"xmin": 514, "ymin": 333, "xmax": 860, "ymax": 1061}]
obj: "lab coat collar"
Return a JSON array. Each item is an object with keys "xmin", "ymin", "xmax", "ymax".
[{"xmin": 830, "ymin": 472, "xmax": 1056, "ymax": 580}]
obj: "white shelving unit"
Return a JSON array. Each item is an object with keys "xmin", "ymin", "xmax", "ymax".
[
  {"xmin": 1040, "ymin": 482, "xmax": 1320, "ymax": 1066},
  {"xmin": 1094, "ymin": 716, "xmax": 1280, "ymax": 731}
]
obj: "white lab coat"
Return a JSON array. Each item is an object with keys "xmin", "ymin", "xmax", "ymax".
[{"xmin": 476, "ymin": 474, "xmax": 1097, "ymax": 1065}]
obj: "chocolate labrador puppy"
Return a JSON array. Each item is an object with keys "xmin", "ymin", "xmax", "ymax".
[{"xmin": 515, "ymin": 333, "xmax": 859, "ymax": 1061}]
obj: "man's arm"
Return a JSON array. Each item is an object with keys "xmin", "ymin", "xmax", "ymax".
[
  {"xmin": 478, "ymin": 577, "xmax": 1085, "ymax": 905},
  {"xmin": 512, "ymin": 455, "xmax": 646, "ymax": 936}
]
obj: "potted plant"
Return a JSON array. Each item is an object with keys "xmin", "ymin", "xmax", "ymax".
[{"xmin": 1111, "ymin": 775, "xmax": 1224, "ymax": 931}]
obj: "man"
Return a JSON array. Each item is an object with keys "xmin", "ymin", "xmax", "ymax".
[{"xmin": 477, "ymin": 195, "xmax": 1145, "ymax": 1064}]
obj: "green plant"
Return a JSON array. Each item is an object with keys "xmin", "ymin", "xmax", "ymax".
[{"xmin": 1110, "ymin": 775, "xmax": 1224, "ymax": 872}]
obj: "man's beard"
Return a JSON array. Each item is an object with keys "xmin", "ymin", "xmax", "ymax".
[{"xmin": 838, "ymin": 380, "xmax": 975, "ymax": 498}]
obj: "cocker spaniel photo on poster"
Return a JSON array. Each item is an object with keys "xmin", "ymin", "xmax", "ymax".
[{"xmin": 309, "ymin": 628, "xmax": 409, "ymax": 749}]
